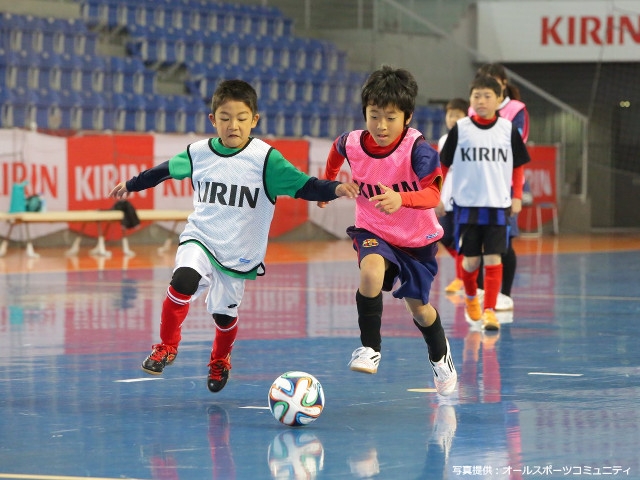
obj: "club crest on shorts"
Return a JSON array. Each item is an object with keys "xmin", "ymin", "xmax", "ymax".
[{"xmin": 362, "ymin": 239, "xmax": 379, "ymax": 248}]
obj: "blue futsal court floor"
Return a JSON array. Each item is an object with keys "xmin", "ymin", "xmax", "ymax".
[{"xmin": 1, "ymin": 235, "xmax": 639, "ymax": 479}]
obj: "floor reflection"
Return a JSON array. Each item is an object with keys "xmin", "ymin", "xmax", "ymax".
[{"xmin": 1, "ymin": 241, "xmax": 640, "ymax": 478}]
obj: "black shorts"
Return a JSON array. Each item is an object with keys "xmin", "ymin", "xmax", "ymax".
[{"xmin": 458, "ymin": 224, "xmax": 508, "ymax": 257}]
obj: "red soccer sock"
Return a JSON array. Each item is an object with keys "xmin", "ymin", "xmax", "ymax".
[
  {"xmin": 483, "ymin": 264, "xmax": 503, "ymax": 310},
  {"xmin": 159, "ymin": 285, "xmax": 191, "ymax": 348},
  {"xmin": 461, "ymin": 266, "xmax": 480, "ymax": 297},
  {"xmin": 211, "ymin": 317, "xmax": 238, "ymax": 360}
]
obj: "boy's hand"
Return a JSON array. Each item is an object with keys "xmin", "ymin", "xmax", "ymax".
[
  {"xmin": 511, "ymin": 197, "xmax": 522, "ymax": 215},
  {"xmin": 109, "ymin": 182, "xmax": 130, "ymax": 199},
  {"xmin": 371, "ymin": 183, "xmax": 401, "ymax": 214},
  {"xmin": 335, "ymin": 182, "xmax": 360, "ymax": 199},
  {"xmin": 435, "ymin": 201, "xmax": 446, "ymax": 217}
]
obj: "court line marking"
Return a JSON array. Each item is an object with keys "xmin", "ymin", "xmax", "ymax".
[
  {"xmin": 114, "ymin": 378, "xmax": 164, "ymax": 383},
  {"xmin": 407, "ymin": 388, "xmax": 437, "ymax": 393},
  {"xmin": 0, "ymin": 475, "xmax": 148, "ymax": 480},
  {"xmin": 239, "ymin": 406, "xmax": 270, "ymax": 410},
  {"xmin": 528, "ymin": 372, "xmax": 583, "ymax": 377}
]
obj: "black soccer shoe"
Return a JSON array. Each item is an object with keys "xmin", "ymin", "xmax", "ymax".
[
  {"xmin": 142, "ymin": 344, "xmax": 178, "ymax": 374},
  {"xmin": 207, "ymin": 355, "xmax": 231, "ymax": 393}
]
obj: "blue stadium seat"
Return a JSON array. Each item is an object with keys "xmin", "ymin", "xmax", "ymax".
[
  {"xmin": 273, "ymin": 36, "xmax": 296, "ymax": 71},
  {"xmin": 108, "ymin": 92, "xmax": 148, "ymax": 132},
  {"xmin": 203, "ymin": 7, "xmax": 225, "ymax": 34},
  {"xmin": 412, "ymin": 106, "xmax": 445, "ymax": 142},
  {"xmin": 183, "ymin": 30, "xmax": 207, "ymax": 64},
  {"xmin": 80, "ymin": 90, "xmax": 108, "ymax": 131},
  {"xmin": 105, "ymin": 56, "xmax": 147, "ymax": 93},
  {"xmin": 43, "ymin": 17, "xmax": 98, "ymax": 56},
  {"xmin": 2, "ymin": 51, "xmax": 26, "ymax": 89},
  {"xmin": 0, "ymin": 13, "xmax": 25, "ymax": 52},
  {"xmin": 305, "ymin": 104, "xmax": 330, "ymax": 138},
  {"xmin": 80, "ymin": 0, "xmax": 131, "ymax": 31},
  {"xmin": 186, "ymin": 9, "xmax": 204, "ymax": 31},
  {"xmin": 0, "ymin": 87, "xmax": 17, "ymax": 128}
]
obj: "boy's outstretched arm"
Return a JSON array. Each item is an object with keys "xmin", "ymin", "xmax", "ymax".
[
  {"xmin": 108, "ymin": 160, "xmax": 173, "ymax": 199},
  {"xmin": 318, "ymin": 136, "xmax": 349, "ymax": 208},
  {"xmin": 294, "ymin": 177, "xmax": 359, "ymax": 202}
]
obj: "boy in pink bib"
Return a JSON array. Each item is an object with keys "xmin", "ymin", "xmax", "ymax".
[{"xmin": 320, "ymin": 66, "xmax": 457, "ymax": 396}]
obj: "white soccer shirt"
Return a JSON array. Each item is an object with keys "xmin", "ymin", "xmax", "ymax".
[{"xmin": 447, "ymin": 117, "xmax": 514, "ymax": 209}]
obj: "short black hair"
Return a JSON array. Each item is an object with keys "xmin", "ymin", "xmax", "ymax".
[
  {"xmin": 361, "ymin": 65, "xmax": 418, "ymax": 121},
  {"xmin": 446, "ymin": 97, "xmax": 470, "ymax": 114},
  {"xmin": 211, "ymin": 79, "xmax": 258, "ymax": 115},
  {"xmin": 469, "ymin": 75, "xmax": 502, "ymax": 97}
]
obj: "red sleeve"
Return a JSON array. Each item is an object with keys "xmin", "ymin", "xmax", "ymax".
[
  {"xmin": 398, "ymin": 176, "xmax": 442, "ymax": 209},
  {"xmin": 323, "ymin": 139, "xmax": 346, "ymax": 181},
  {"xmin": 512, "ymin": 165, "xmax": 524, "ymax": 199}
]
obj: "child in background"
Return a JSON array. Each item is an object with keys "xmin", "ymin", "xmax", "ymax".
[
  {"xmin": 439, "ymin": 75, "xmax": 530, "ymax": 331},
  {"xmin": 109, "ymin": 79, "xmax": 359, "ymax": 393},
  {"xmin": 472, "ymin": 63, "xmax": 530, "ymax": 311},
  {"xmin": 435, "ymin": 98, "xmax": 470, "ymax": 295},
  {"xmin": 319, "ymin": 65, "xmax": 457, "ymax": 396}
]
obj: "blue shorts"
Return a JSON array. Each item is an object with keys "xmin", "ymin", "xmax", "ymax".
[{"xmin": 346, "ymin": 226, "xmax": 439, "ymax": 305}]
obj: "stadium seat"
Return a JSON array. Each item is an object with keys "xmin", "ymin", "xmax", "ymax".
[
  {"xmin": 305, "ymin": 104, "xmax": 330, "ymax": 138},
  {"xmin": 110, "ymin": 92, "xmax": 148, "ymax": 132},
  {"xmin": 204, "ymin": 8, "xmax": 225, "ymax": 34},
  {"xmin": 0, "ymin": 87, "xmax": 16, "ymax": 128},
  {"xmin": 79, "ymin": 90, "xmax": 107, "ymax": 131},
  {"xmin": 1, "ymin": 13, "xmax": 26, "ymax": 52},
  {"xmin": 187, "ymin": 9, "xmax": 203, "ymax": 31},
  {"xmin": 273, "ymin": 36, "xmax": 296, "ymax": 71},
  {"xmin": 79, "ymin": 0, "xmax": 101, "ymax": 30}
]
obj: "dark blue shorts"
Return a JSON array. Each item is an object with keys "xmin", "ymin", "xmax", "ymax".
[{"xmin": 346, "ymin": 226, "xmax": 439, "ymax": 305}]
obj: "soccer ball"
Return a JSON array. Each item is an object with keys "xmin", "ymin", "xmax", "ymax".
[{"xmin": 268, "ymin": 371, "xmax": 325, "ymax": 427}]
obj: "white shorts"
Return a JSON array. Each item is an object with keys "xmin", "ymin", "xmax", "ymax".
[{"xmin": 174, "ymin": 242, "xmax": 245, "ymax": 317}]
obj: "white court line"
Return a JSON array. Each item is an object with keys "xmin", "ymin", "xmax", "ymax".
[
  {"xmin": 528, "ymin": 372, "xmax": 583, "ymax": 377},
  {"xmin": 114, "ymin": 378, "xmax": 164, "ymax": 383},
  {"xmin": 239, "ymin": 406, "xmax": 270, "ymax": 410}
]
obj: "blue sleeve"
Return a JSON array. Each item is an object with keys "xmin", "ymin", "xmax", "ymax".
[
  {"xmin": 335, "ymin": 132, "xmax": 349, "ymax": 157},
  {"xmin": 125, "ymin": 160, "xmax": 172, "ymax": 192},
  {"xmin": 511, "ymin": 110, "xmax": 526, "ymax": 138},
  {"xmin": 294, "ymin": 178, "xmax": 341, "ymax": 201},
  {"xmin": 411, "ymin": 137, "xmax": 441, "ymax": 179}
]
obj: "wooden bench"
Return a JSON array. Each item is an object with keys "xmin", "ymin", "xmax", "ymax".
[
  {"xmin": 0, "ymin": 210, "xmax": 124, "ymax": 258},
  {"xmin": 0, "ymin": 209, "xmax": 191, "ymax": 258}
]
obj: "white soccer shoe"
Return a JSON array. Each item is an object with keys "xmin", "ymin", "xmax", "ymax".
[
  {"xmin": 495, "ymin": 293, "xmax": 514, "ymax": 311},
  {"xmin": 476, "ymin": 289, "xmax": 514, "ymax": 311},
  {"xmin": 430, "ymin": 340, "xmax": 457, "ymax": 396},
  {"xmin": 348, "ymin": 346, "xmax": 381, "ymax": 374}
]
